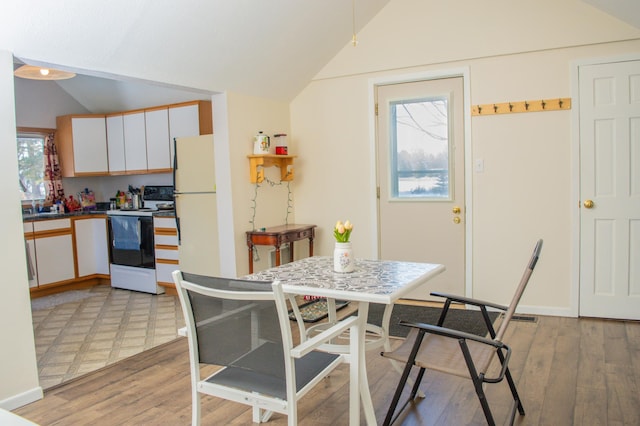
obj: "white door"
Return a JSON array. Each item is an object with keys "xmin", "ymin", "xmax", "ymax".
[
  {"xmin": 579, "ymin": 59, "xmax": 640, "ymax": 320},
  {"xmin": 174, "ymin": 135, "xmax": 215, "ymax": 193},
  {"xmin": 376, "ymin": 77, "xmax": 465, "ymax": 300}
]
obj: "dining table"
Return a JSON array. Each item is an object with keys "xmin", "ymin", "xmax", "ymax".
[{"xmin": 244, "ymin": 255, "xmax": 445, "ymax": 426}]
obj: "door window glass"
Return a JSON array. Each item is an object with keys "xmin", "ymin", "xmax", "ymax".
[{"xmin": 389, "ymin": 96, "xmax": 451, "ymax": 199}]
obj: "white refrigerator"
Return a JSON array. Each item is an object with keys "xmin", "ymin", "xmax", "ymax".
[{"xmin": 173, "ymin": 134, "xmax": 220, "ymax": 276}]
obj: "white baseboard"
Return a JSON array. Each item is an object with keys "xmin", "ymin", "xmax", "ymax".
[{"xmin": 0, "ymin": 387, "xmax": 43, "ymax": 411}]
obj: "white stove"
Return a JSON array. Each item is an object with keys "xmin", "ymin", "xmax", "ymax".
[{"xmin": 107, "ymin": 208, "xmax": 156, "ymax": 217}]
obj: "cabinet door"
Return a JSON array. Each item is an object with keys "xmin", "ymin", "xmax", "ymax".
[
  {"xmin": 106, "ymin": 115, "xmax": 126, "ymax": 173},
  {"xmin": 169, "ymin": 104, "xmax": 200, "ymax": 167},
  {"xmin": 35, "ymin": 234, "xmax": 75, "ymax": 285},
  {"xmin": 75, "ymin": 218, "xmax": 109, "ymax": 277},
  {"xmin": 123, "ymin": 112, "xmax": 148, "ymax": 171},
  {"xmin": 71, "ymin": 117, "xmax": 108, "ymax": 173},
  {"xmin": 145, "ymin": 108, "xmax": 171, "ymax": 170}
]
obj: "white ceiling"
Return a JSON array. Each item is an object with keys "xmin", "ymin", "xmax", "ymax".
[
  {"xmin": 3, "ymin": 0, "xmax": 637, "ymax": 113},
  {"xmin": 3, "ymin": 0, "xmax": 390, "ymax": 111}
]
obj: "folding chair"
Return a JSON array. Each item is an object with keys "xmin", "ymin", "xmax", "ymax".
[{"xmin": 381, "ymin": 239, "xmax": 543, "ymax": 425}]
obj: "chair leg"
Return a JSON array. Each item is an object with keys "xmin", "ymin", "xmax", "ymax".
[
  {"xmin": 192, "ymin": 391, "xmax": 201, "ymax": 426},
  {"xmin": 383, "ymin": 361, "xmax": 416, "ymax": 426},
  {"xmin": 471, "ymin": 375, "xmax": 496, "ymax": 426},
  {"xmin": 504, "ymin": 368, "xmax": 525, "ymax": 415}
]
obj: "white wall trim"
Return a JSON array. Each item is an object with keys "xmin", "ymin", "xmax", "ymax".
[
  {"xmin": 367, "ymin": 67, "xmax": 473, "ymax": 298},
  {"xmin": 211, "ymin": 92, "xmax": 236, "ymax": 277},
  {"xmin": 0, "ymin": 387, "xmax": 43, "ymax": 411},
  {"xmin": 570, "ymin": 53, "xmax": 640, "ymax": 318}
]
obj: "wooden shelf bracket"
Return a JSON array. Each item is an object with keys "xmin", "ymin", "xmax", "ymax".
[{"xmin": 248, "ymin": 155, "xmax": 296, "ymax": 183}]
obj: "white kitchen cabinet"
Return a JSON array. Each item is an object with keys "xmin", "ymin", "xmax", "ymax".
[
  {"xmin": 168, "ymin": 101, "xmax": 213, "ymax": 167},
  {"xmin": 123, "ymin": 111, "xmax": 148, "ymax": 172},
  {"xmin": 106, "ymin": 114, "xmax": 126, "ymax": 173},
  {"xmin": 153, "ymin": 216, "xmax": 179, "ymax": 290},
  {"xmin": 56, "ymin": 115, "xmax": 109, "ymax": 177},
  {"xmin": 74, "ymin": 217, "xmax": 110, "ymax": 277},
  {"xmin": 32, "ymin": 219, "xmax": 75, "ymax": 286},
  {"xmin": 145, "ymin": 107, "xmax": 171, "ymax": 171}
]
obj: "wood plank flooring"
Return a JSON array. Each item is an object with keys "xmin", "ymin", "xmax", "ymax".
[{"xmin": 13, "ymin": 314, "xmax": 640, "ymax": 425}]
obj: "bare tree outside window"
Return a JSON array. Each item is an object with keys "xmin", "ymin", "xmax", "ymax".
[
  {"xmin": 390, "ymin": 97, "xmax": 450, "ymax": 199},
  {"xmin": 18, "ymin": 135, "xmax": 46, "ymax": 201}
]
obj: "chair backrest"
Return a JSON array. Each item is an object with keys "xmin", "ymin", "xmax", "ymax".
[
  {"xmin": 176, "ymin": 272, "xmax": 290, "ymax": 379},
  {"xmin": 494, "ymin": 239, "xmax": 543, "ymax": 342}
]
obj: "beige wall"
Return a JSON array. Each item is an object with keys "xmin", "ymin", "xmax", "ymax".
[
  {"xmin": 290, "ymin": 0, "xmax": 640, "ymax": 315},
  {"xmin": 220, "ymin": 91, "xmax": 293, "ymax": 276},
  {"xmin": 0, "ymin": 50, "xmax": 42, "ymax": 409}
]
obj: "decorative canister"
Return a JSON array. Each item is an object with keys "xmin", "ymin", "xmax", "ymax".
[{"xmin": 334, "ymin": 242, "xmax": 355, "ymax": 273}]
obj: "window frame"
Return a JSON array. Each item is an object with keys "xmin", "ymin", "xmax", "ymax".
[{"xmin": 17, "ymin": 127, "xmax": 55, "ymax": 208}]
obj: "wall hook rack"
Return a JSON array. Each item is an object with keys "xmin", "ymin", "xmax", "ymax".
[{"xmin": 472, "ymin": 98, "xmax": 571, "ymax": 116}]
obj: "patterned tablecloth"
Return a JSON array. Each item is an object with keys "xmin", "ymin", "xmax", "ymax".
[{"xmin": 244, "ymin": 256, "xmax": 445, "ymax": 304}]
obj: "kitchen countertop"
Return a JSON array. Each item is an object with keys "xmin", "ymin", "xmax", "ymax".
[{"xmin": 23, "ymin": 209, "xmax": 175, "ymax": 221}]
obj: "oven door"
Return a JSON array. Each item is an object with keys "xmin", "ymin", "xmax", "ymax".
[{"xmin": 108, "ymin": 215, "xmax": 155, "ymax": 268}]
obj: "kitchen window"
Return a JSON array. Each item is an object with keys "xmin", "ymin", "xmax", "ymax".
[{"xmin": 17, "ymin": 131, "xmax": 46, "ymax": 202}]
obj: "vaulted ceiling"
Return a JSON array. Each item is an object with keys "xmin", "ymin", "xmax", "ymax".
[
  {"xmin": 3, "ymin": 0, "xmax": 389, "ymax": 110},
  {"xmin": 2, "ymin": 0, "xmax": 638, "ymax": 113}
]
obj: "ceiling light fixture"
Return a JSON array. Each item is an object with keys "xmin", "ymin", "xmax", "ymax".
[
  {"xmin": 14, "ymin": 65, "xmax": 76, "ymax": 80},
  {"xmin": 352, "ymin": 0, "xmax": 358, "ymax": 47}
]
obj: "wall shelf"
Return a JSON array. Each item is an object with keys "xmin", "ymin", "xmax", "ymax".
[{"xmin": 247, "ymin": 154, "xmax": 296, "ymax": 183}]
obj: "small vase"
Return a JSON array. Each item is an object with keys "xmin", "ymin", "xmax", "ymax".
[{"xmin": 334, "ymin": 242, "xmax": 355, "ymax": 273}]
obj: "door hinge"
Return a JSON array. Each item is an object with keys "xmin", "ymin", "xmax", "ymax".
[
  {"xmin": 376, "ymin": 186, "xmax": 380, "ymax": 199},
  {"xmin": 375, "ymin": 103, "xmax": 379, "ymax": 116}
]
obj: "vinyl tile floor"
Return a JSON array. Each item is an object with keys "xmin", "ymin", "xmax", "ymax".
[{"xmin": 30, "ymin": 285, "xmax": 184, "ymax": 390}]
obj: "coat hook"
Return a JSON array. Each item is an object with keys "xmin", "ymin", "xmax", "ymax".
[
  {"xmin": 493, "ymin": 104, "xmax": 498, "ymax": 113},
  {"xmin": 525, "ymin": 101, "xmax": 530, "ymax": 111},
  {"xmin": 509, "ymin": 103, "xmax": 514, "ymax": 112},
  {"xmin": 541, "ymin": 100, "xmax": 546, "ymax": 109},
  {"xmin": 559, "ymin": 98, "xmax": 564, "ymax": 108},
  {"xmin": 477, "ymin": 105, "xmax": 482, "ymax": 114}
]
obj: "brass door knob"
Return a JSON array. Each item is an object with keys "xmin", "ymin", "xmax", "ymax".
[
  {"xmin": 452, "ymin": 206, "xmax": 461, "ymax": 214},
  {"xmin": 453, "ymin": 217, "xmax": 461, "ymax": 224},
  {"xmin": 583, "ymin": 200, "xmax": 594, "ymax": 209}
]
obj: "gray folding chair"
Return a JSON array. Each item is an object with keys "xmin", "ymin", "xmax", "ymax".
[
  {"xmin": 381, "ymin": 239, "xmax": 543, "ymax": 425},
  {"xmin": 173, "ymin": 271, "xmax": 358, "ymax": 426}
]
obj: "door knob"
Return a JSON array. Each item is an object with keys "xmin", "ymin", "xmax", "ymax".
[
  {"xmin": 453, "ymin": 217, "xmax": 461, "ymax": 224},
  {"xmin": 583, "ymin": 199, "xmax": 594, "ymax": 209},
  {"xmin": 452, "ymin": 206, "xmax": 461, "ymax": 214}
]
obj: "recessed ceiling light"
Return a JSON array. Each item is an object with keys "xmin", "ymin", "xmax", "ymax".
[{"xmin": 14, "ymin": 65, "xmax": 76, "ymax": 80}]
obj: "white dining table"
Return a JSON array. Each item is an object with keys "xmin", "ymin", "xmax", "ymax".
[{"xmin": 244, "ymin": 255, "xmax": 445, "ymax": 426}]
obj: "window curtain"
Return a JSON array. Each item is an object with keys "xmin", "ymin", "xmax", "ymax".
[{"xmin": 44, "ymin": 132, "xmax": 65, "ymax": 203}]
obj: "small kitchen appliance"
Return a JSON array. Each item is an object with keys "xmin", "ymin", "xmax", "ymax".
[
  {"xmin": 274, "ymin": 133, "xmax": 288, "ymax": 155},
  {"xmin": 253, "ymin": 131, "xmax": 270, "ymax": 154}
]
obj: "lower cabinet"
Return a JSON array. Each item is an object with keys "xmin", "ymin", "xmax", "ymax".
[
  {"xmin": 24, "ymin": 216, "xmax": 109, "ymax": 291},
  {"xmin": 74, "ymin": 217, "xmax": 110, "ymax": 277},
  {"xmin": 28, "ymin": 219, "xmax": 76, "ymax": 287},
  {"xmin": 153, "ymin": 216, "xmax": 179, "ymax": 292}
]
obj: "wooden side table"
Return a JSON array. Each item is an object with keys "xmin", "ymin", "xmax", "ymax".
[{"xmin": 246, "ymin": 224, "xmax": 316, "ymax": 273}]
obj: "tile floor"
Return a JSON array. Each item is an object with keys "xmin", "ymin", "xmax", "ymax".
[{"xmin": 30, "ymin": 285, "xmax": 184, "ymax": 390}]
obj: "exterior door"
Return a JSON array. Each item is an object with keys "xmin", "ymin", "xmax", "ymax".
[
  {"xmin": 579, "ymin": 59, "xmax": 640, "ymax": 320},
  {"xmin": 376, "ymin": 77, "xmax": 465, "ymax": 300}
]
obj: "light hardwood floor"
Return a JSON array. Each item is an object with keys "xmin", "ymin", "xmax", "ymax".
[{"xmin": 14, "ymin": 314, "xmax": 640, "ymax": 425}]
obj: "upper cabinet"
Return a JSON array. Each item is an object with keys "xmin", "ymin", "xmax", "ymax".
[
  {"xmin": 123, "ymin": 111, "xmax": 148, "ymax": 172},
  {"xmin": 169, "ymin": 101, "xmax": 213, "ymax": 167},
  {"xmin": 58, "ymin": 100, "xmax": 211, "ymax": 177},
  {"xmin": 145, "ymin": 107, "xmax": 171, "ymax": 172},
  {"xmin": 106, "ymin": 115, "xmax": 126, "ymax": 173},
  {"xmin": 56, "ymin": 115, "xmax": 109, "ymax": 177}
]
